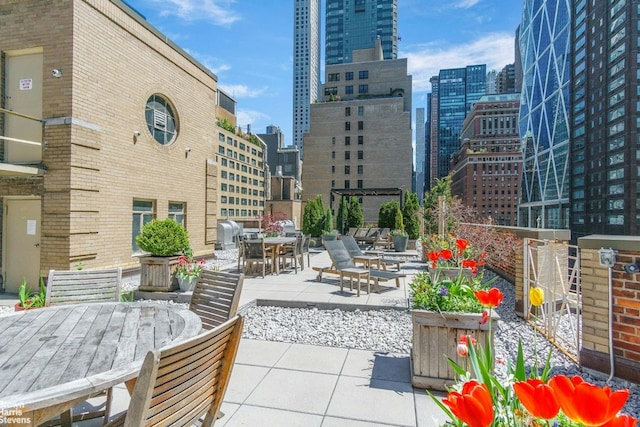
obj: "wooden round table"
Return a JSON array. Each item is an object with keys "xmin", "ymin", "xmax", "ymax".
[{"xmin": 0, "ymin": 302, "xmax": 202, "ymax": 426}]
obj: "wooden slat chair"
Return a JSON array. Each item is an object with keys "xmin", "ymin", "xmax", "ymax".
[
  {"xmin": 243, "ymin": 239, "xmax": 271, "ymax": 278},
  {"xmin": 278, "ymin": 234, "xmax": 305, "ymax": 273},
  {"xmin": 189, "ymin": 269, "xmax": 245, "ymax": 331},
  {"xmin": 44, "ymin": 267, "xmax": 122, "ymax": 426},
  {"xmin": 341, "ymin": 235, "xmax": 405, "ymax": 271},
  {"xmin": 104, "ymin": 315, "xmax": 244, "ymax": 427},
  {"xmin": 45, "ymin": 267, "xmax": 122, "ymax": 306},
  {"xmin": 301, "ymin": 234, "xmax": 312, "ymax": 268}
]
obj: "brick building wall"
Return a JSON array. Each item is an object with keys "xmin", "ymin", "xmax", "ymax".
[
  {"xmin": 579, "ymin": 235, "xmax": 640, "ymax": 383},
  {"xmin": 0, "ymin": 0, "xmax": 231, "ymax": 278}
]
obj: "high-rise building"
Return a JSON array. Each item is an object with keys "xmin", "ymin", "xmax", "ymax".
[
  {"xmin": 302, "ymin": 41, "xmax": 412, "ymax": 221},
  {"xmin": 518, "ymin": 0, "xmax": 571, "ymax": 229},
  {"xmin": 415, "ymin": 108, "xmax": 426, "ymax": 202},
  {"xmin": 496, "ymin": 64, "xmax": 516, "ymax": 94},
  {"xmin": 257, "ymin": 125, "xmax": 302, "ymax": 184},
  {"xmin": 424, "ymin": 92, "xmax": 432, "ymax": 194},
  {"xmin": 486, "ymin": 69, "xmax": 498, "ymax": 94},
  {"xmin": 434, "ymin": 65, "xmax": 487, "ymax": 180},
  {"xmin": 292, "ymin": 0, "xmax": 321, "ymax": 156},
  {"xmin": 570, "ymin": 1, "xmax": 639, "ymax": 237},
  {"xmin": 450, "ymin": 94, "xmax": 522, "ymax": 226},
  {"xmin": 325, "ymin": 0, "xmax": 397, "ymax": 65},
  {"xmin": 428, "ymin": 75, "xmax": 439, "ymax": 189}
]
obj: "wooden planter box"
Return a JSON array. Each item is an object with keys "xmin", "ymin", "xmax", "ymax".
[
  {"xmin": 411, "ymin": 309, "xmax": 498, "ymax": 390},
  {"xmin": 138, "ymin": 256, "xmax": 181, "ymax": 292}
]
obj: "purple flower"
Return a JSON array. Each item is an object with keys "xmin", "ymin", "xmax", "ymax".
[{"xmin": 439, "ymin": 286, "xmax": 448, "ymax": 296}]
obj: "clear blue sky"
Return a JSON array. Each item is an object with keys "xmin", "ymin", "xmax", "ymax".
[{"xmin": 125, "ymin": 0, "xmax": 523, "ymax": 145}]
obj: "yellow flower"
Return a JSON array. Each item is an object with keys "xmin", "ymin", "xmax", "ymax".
[{"xmin": 529, "ymin": 287, "xmax": 544, "ymax": 307}]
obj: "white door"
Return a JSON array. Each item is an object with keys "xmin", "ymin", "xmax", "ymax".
[
  {"xmin": 4, "ymin": 50, "xmax": 43, "ymax": 163},
  {"xmin": 5, "ymin": 199, "xmax": 41, "ymax": 293}
]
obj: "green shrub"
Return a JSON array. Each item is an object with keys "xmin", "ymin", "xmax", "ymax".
[
  {"xmin": 403, "ymin": 192, "xmax": 421, "ymax": 239},
  {"xmin": 136, "ymin": 218, "xmax": 190, "ymax": 256},
  {"xmin": 324, "ymin": 207, "xmax": 334, "ymax": 234},
  {"xmin": 378, "ymin": 200, "xmax": 400, "ymax": 229},
  {"xmin": 303, "ymin": 195, "xmax": 326, "ymax": 237},
  {"xmin": 347, "ymin": 197, "xmax": 364, "ymax": 229}
]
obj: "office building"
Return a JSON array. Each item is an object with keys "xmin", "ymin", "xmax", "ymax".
[
  {"xmin": 292, "ymin": 0, "xmax": 321, "ymax": 155},
  {"xmin": 428, "ymin": 76, "xmax": 439, "ymax": 189},
  {"xmin": 486, "ymin": 69, "xmax": 498, "ymax": 94},
  {"xmin": 415, "ymin": 108, "xmax": 426, "ymax": 202},
  {"xmin": 518, "ymin": 0, "xmax": 571, "ymax": 228},
  {"xmin": 450, "ymin": 94, "xmax": 522, "ymax": 226},
  {"xmin": 325, "ymin": 0, "xmax": 397, "ymax": 65},
  {"xmin": 433, "ymin": 65, "xmax": 487, "ymax": 180},
  {"xmin": 570, "ymin": 0, "xmax": 639, "ymax": 237},
  {"xmin": 257, "ymin": 125, "xmax": 302, "ymax": 185},
  {"xmin": 496, "ymin": 63, "xmax": 516, "ymax": 94},
  {"xmin": 302, "ymin": 41, "xmax": 412, "ymax": 221}
]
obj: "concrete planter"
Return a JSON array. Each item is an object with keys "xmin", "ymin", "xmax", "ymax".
[{"xmin": 411, "ymin": 309, "xmax": 497, "ymax": 390}]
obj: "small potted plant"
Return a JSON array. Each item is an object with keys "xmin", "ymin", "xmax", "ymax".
[
  {"xmin": 136, "ymin": 218, "xmax": 190, "ymax": 292},
  {"xmin": 15, "ymin": 278, "xmax": 46, "ymax": 311},
  {"xmin": 175, "ymin": 252, "xmax": 205, "ymax": 292}
]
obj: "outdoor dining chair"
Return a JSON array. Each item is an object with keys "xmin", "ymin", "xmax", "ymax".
[
  {"xmin": 243, "ymin": 238, "xmax": 271, "ymax": 277},
  {"xmin": 189, "ymin": 269, "xmax": 245, "ymax": 330},
  {"xmin": 103, "ymin": 315, "xmax": 244, "ymax": 427},
  {"xmin": 44, "ymin": 267, "xmax": 122, "ymax": 425},
  {"xmin": 278, "ymin": 234, "xmax": 304, "ymax": 273}
]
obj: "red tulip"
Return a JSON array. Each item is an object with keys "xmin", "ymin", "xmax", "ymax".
[
  {"xmin": 600, "ymin": 414, "xmax": 638, "ymax": 427},
  {"xmin": 549, "ymin": 375, "xmax": 630, "ymax": 426},
  {"xmin": 513, "ymin": 378, "xmax": 560, "ymax": 419},
  {"xmin": 457, "ymin": 342, "xmax": 468, "ymax": 357},
  {"xmin": 474, "ymin": 288, "xmax": 504, "ymax": 308},
  {"xmin": 480, "ymin": 310, "xmax": 489, "ymax": 325},
  {"xmin": 441, "ymin": 249, "xmax": 453, "ymax": 260},
  {"xmin": 428, "ymin": 251, "xmax": 440, "ymax": 261},
  {"xmin": 442, "ymin": 380, "xmax": 494, "ymax": 427},
  {"xmin": 456, "ymin": 238, "xmax": 469, "ymax": 251}
]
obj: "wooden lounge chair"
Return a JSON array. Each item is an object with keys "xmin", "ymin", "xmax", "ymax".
[
  {"xmin": 104, "ymin": 315, "xmax": 244, "ymax": 427},
  {"xmin": 190, "ymin": 269, "xmax": 245, "ymax": 330},
  {"xmin": 341, "ymin": 235, "xmax": 405, "ymax": 271},
  {"xmin": 316, "ymin": 240, "xmax": 406, "ymax": 295}
]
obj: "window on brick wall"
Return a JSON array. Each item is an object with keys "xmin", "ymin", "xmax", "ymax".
[
  {"xmin": 145, "ymin": 94, "xmax": 178, "ymax": 145},
  {"xmin": 168, "ymin": 202, "xmax": 186, "ymax": 228},
  {"xmin": 132, "ymin": 199, "xmax": 155, "ymax": 253}
]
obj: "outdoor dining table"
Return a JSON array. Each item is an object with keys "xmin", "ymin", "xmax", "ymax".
[
  {"xmin": 0, "ymin": 302, "xmax": 202, "ymax": 427},
  {"xmin": 263, "ymin": 236, "xmax": 297, "ymax": 274}
]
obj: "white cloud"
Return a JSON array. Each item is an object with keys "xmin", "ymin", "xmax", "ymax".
[
  {"xmin": 183, "ymin": 49, "xmax": 232, "ymax": 75},
  {"xmin": 236, "ymin": 109, "xmax": 270, "ymax": 130},
  {"xmin": 151, "ymin": 0, "xmax": 240, "ymax": 26},
  {"xmin": 402, "ymin": 32, "xmax": 516, "ymax": 93},
  {"xmin": 218, "ymin": 84, "xmax": 269, "ymax": 99},
  {"xmin": 454, "ymin": 0, "xmax": 481, "ymax": 8}
]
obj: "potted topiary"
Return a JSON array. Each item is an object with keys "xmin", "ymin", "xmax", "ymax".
[
  {"xmin": 136, "ymin": 218, "xmax": 190, "ymax": 292},
  {"xmin": 391, "ymin": 207, "xmax": 409, "ymax": 252},
  {"xmin": 321, "ymin": 207, "xmax": 338, "ymax": 242}
]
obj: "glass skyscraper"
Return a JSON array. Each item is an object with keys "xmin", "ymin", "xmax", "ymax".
[
  {"xmin": 434, "ymin": 65, "xmax": 486, "ymax": 179},
  {"xmin": 325, "ymin": 0, "xmax": 397, "ymax": 65},
  {"xmin": 292, "ymin": 0, "xmax": 321, "ymax": 156},
  {"xmin": 518, "ymin": 0, "xmax": 572, "ymax": 229}
]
